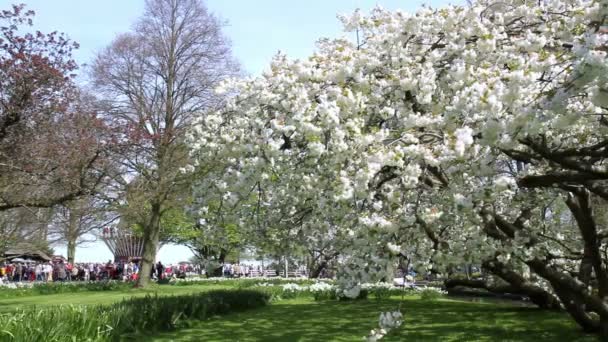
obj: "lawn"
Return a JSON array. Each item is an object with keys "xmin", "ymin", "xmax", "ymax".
[
  {"xmin": 146, "ymin": 296, "xmax": 597, "ymax": 342},
  {"xmin": 0, "ymin": 284, "xmax": 599, "ymax": 341},
  {"xmin": 0, "ymin": 284, "xmax": 225, "ymax": 312}
]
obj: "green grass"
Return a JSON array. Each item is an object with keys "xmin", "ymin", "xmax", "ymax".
[
  {"xmin": 0, "ymin": 285, "xmax": 599, "ymax": 341},
  {"xmin": 0, "ymin": 284, "xmax": 225, "ymax": 312},
  {"xmin": 146, "ymin": 296, "xmax": 597, "ymax": 342}
]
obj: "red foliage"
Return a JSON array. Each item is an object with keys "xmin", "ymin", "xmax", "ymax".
[{"xmin": 0, "ymin": 4, "xmax": 112, "ymax": 211}]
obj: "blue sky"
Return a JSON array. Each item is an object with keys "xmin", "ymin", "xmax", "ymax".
[{"xmin": 7, "ymin": 0, "xmax": 458, "ymax": 263}]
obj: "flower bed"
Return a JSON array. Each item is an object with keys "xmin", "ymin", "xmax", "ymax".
[
  {"xmin": 0, "ymin": 281, "xmax": 134, "ymax": 299},
  {"xmin": 247, "ymin": 281, "xmax": 410, "ymax": 301},
  {"xmin": 0, "ymin": 289, "xmax": 270, "ymax": 342},
  {"xmin": 168, "ymin": 276, "xmax": 319, "ymax": 288}
]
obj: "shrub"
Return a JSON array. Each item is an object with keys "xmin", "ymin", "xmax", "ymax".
[
  {"xmin": 308, "ymin": 282, "xmax": 336, "ymax": 301},
  {"xmin": 250, "ymin": 285, "xmax": 285, "ymax": 301},
  {"xmin": 370, "ymin": 286, "xmax": 393, "ymax": 300},
  {"xmin": 280, "ymin": 283, "xmax": 307, "ymax": 299},
  {"xmin": 417, "ymin": 287, "xmax": 447, "ymax": 301},
  {"xmin": 338, "ymin": 288, "xmax": 368, "ymax": 301},
  {"xmin": 362, "ymin": 282, "xmax": 403, "ymax": 300},
  {"xmin": 0, "ymin": 289, "xmax": 270, "ymax": 342},
  {"xmin": 312, "ymin": 290, "xmax": 336, "ymax": 301}
]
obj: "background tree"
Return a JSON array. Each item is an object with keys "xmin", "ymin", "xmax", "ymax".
[
  {"xmin": 91, "ymin": 0, "xmax": 238, "ymax": 287},
  {"xmin": 48, "ymin": 197, "xmax": 119, "ymax": 263},
  {"xmin": 0, "ymin": 4, "xmax": 109, "ymax": 212},
  {"xmin": 0, "ymin": 207, "xmax": 53, "ymax": 260}
]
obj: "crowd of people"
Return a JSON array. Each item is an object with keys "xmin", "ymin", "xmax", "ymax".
[
  {"xmin": 0, "ymin": 258, "xmax": 313, "ymax": 284},
  {"xmin": 221, "ymin": 263, "xmax": 308, "ymax": 278},
  {"xmin": 0, "ymin": 259, "xmax": 203, "ymax": 283}
]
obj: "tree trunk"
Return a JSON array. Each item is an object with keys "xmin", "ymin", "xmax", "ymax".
[
  {"xmin": 482, "ymin": 260, "xmax": 562, "ymax": 310},
  {"xmin": 444, "ymin": 276, "xmax": 561, "ymax": 310},
  {"xmin": 67, "ymin": 205, "xmax": 79, "ymax": 264},
  {"xmin": 310, "ymin": 260, "xmax": 327, "ymax": 278},
  {"xmin": 527, "ymin": 258, "xmax": 608, "ymax": 337},
  {"xmin": 67, "ymin": 239, "xmax": 76, "ymax": 264},
  {"xmin": 136, "ymin": 202, "xmax": 161, "ymax": 287},
  {"xmin": 552, "ymin": 286, "xmax": 600, "ymax": 333}
]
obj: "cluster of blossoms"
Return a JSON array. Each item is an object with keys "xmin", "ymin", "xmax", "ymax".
[
  {"xmin": 308, "ymin": 281, "xmax": 334, "ymax": 292},
  {"xmin": 366, "ymin": 311, "xmax": 404, "ymax": 342},
  {"xmin": 252, "ymin": 281, "xmax": 405, "ymax": 301},
  {"xmin": 281, "ymin": 283, "xmax": 306, "ymax": 292},
  {"xmin": 0, "ymin": 281, "xmax": 34, "ymax": 289},
  {"xmin": 361, "ymin": 282, "xmax": 397, "ymax": 291},
  {"xmin": 190, "ymin": 0, "xmax": 608, "ymax": 335},
  {"xmin": 414, "ymin": 286, "xmax": 447, "ymax": 295}
]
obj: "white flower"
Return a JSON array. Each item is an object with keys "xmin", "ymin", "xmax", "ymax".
[
  {"xmin": 309, "ymin": 282, "xmax": 334, "ymax": 292},
  {"xmin": 281, "ymin": 283, "xmax": 304, "ymax": 292},
  {"xmin": 387, "ymin": 242, "xmax": 402, "ymax": 255},
  {"xmin": 379, "ymin": 311, "xmax": 403, "ymax": 329},
  {"xmin": 454, "ymin": 127, "xmax": 474, "ymax": 157},
  {"xmin": 453, "ymin": 193, "xmax": 473, "ymax": 209},
  {"xmin": 342, "ymin": 285, "xmax": 361, "ymax": 299},
  {"xmin": 494, "ymin": 176, "xmax": 516, "ymax": 190}
]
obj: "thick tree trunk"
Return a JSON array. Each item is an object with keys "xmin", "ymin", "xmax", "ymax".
[
  {"xmin": 308, "ymin": 252, "xmax": 338, "ymax": 278},
  {"xmin": 136, "ymin": 202, "xmax": 161, "ymax": 287},
  {"xmin": 483, "ymin": 260, "xmax": 562, "ymax": 310},
  {"xmin": 67, "ymin": 239, "xmax": 76, "ymax": 264},
  {"xmin": 67, "ymin": 206, "xmax": 79, "ymax": 264},
  {"xmin": 527, "ymin": 258, "xmax": 608, "ymax": 337},
  {"xmin": 552, "ymin": 286, "xmax": 600, "ymax": 333},
  {"xmin": 445, "ymin": 275, "xmax": 561, "ymax": 310},
  {"xmin": 310, "ymin": 261, "xmax": 327, "ymax": 279},
  {"xmin": 566, "ymin": 191, "xmax": 608, "ymax": 298}
]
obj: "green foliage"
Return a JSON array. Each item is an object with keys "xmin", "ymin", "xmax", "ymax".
[
  {"xmin": 418, "ymin": 287, "xmax": 446, "ymax": 301},
  {"xmin": 370, "ymin": 287, "xmax": 394, "ymax": 300},
  {"xmin": 251, "ymin": 286, "xmax": 288, "ymax": 301},
  {"xmin": 0, "ymin": 289, "xmax": 270, "ymax": 342},
  {"xmin": 159, "ymin": 206, "xmax": 198, "ymax": 242},
  {"xmin": 312, "ymin": 289, "xmax": 337, "ymax": 301}
]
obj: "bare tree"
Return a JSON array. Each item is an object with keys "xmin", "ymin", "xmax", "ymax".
[
  {"xmin": 49, "ymin": 197, "xmax": 119, "ymax": 263},
  {"xmin": 0, "ymin": 207, "xmax": 53, "ymax": 260},
  {"xmin": 91, "ymin": 0, "xmax": 238, "ymax": 286}
]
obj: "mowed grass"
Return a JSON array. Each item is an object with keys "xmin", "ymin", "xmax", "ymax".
[
  {"xmin": 0, "ymin": 284, "xmax": 226, "ymax": 312},
  {"xmin": 147, "ymin": 296, "xmax": 598, "ymax": 342},
  {"xmin": 0, "ymin": 285, "xmax": 599, "ymax": 341}
]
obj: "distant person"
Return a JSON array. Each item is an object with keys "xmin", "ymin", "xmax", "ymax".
[
  {"xmin": 156, "ymin": 261, "xmax": 164, "ymax": 280},
  {"xmin": 14, "ymin": 263, "xmax": 23, "ymax": 282},
  {"xmin": 44, "ymin": 262, "xmax": 53, "ymax": 282},
  {"xmin": 54, "ymin": 261, "xmax": 67, "ymax": 282}
]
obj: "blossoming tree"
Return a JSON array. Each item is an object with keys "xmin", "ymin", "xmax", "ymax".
[{"xmin": 191, "ymin": 0, "xmax": 608, "ymax": 336}]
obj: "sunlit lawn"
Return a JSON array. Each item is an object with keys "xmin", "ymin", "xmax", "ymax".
[
  {"xmin": 146, "ymin": 296, "xmax": 597, "ymax": 342},
  {"xmin": 0, "ymin": 284, "xmax": 226, "ymax": 312},
  {"xmin": 0, "ymin": 285, "xmax": 599, "ymax": 341}
]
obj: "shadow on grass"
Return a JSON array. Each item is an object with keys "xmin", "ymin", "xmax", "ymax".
[{"xmin": 142, "ymin": 297, "xmax": 598, "ymax": 342}]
